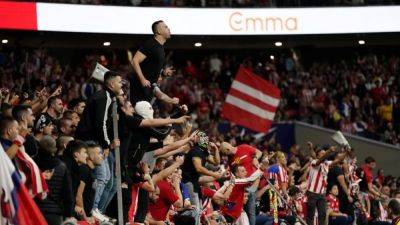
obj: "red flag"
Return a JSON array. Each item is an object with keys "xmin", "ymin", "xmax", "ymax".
[{"xmin": 221, "ymin": 67, "xmax": 280, "ymax": 132}]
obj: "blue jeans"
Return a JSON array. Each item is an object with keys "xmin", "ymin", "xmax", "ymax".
[
  {"xmin": 245, "ymin": 187, "xmax": 256, "ymax": 225},
  {"xmin": 92, "ymin": 179, "xmax": 108, "ymax": 211},
  {"xmin": 92, "ymin": 155, "xmax": 111, "ymax": 210},
  {"xmin": 256, "ymin": 215, "xmax": 273, "ymax": 225},
  {"xmin": 184, "ymin": 182, "xmax": 201, "ymax": 210},
  {"xmin": 98, "ymin": 152, "xmax": 117, "ymax": 212},
  {"xmin": 329, "ymin": 215, "xmax": 353, "ymax": 225}
]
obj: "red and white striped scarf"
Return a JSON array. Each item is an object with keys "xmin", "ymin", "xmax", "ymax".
[{"xmin": 14, "ymin": 135, "xmax": 48, "ymax": 200}]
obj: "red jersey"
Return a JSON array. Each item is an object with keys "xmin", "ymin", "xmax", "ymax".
[
  {"xmin": 149, "ymin": 180, "xmax": 179, "ymax": 221},
  {"xmin": 230, "ymin": 144, "xmax": 257, "ymax": 176},
  {"xmin": 221, "ymin": 183, "xmax": 249, "ymax": 220},
  {"xmin": 362, "ymin": 165, "xmax": 373, "ymax": 184}
]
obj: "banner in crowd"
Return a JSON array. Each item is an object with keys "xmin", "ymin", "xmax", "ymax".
[
  {"xmin": 221, "ymin": 67, "xmax": 280, "ymax": 133},
  {"xmin": 1, "ymin": 1, "xmax": 400, "ymax": 35}
]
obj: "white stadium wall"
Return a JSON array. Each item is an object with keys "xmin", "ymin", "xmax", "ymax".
[{"xmin": 295, "ymin": 121, "xmax": 400, "ymax": 176}]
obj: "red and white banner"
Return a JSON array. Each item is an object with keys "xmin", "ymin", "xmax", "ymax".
[
  {"xmin": 2, "ymin": 1, "xmax": 400, "ymax": 35},
  {"xmin": 221, "ymin": 67, "xmax": 280, "ymax": 132}
]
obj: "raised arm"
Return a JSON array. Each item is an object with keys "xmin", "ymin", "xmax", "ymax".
[{"xmin": 152, "ymin": 156, "xmax": 185, "ymax": 183}]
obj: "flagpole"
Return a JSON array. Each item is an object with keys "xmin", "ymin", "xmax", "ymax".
[
  {"xmin": 111, "ymin": 97, "xmax": 123, "ymax": 225},
  {"xmin": 265, "ymin": 179, "xmax": 307, "ymax": 225}
]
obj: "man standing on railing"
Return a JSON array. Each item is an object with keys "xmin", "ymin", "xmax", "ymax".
[{"xmin": 130, "ymin": 20, "xmax": 179, "ymax": 105}]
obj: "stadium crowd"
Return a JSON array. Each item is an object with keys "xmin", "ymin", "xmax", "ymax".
[{"xmin": 1, "ymin": 25, "xmax": 400, "ymax": 225}]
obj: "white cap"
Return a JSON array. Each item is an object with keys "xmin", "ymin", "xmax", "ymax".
[{"xmin": 134, "ymin": 101, "xmax": 154, "ymax": 119}]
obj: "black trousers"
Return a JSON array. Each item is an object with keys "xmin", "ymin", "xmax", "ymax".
[
  {"xmin": 44, "ymin": 214, "xmax": 63, "ymax": 225},
  {"xmin": 306, "ymin": 191, "xmax": 327, "ymax": 225}
]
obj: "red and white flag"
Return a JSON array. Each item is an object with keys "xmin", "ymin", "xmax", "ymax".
[{"xmin": 221, "ymin": 67, "xmax": 280, "ymax": 132}]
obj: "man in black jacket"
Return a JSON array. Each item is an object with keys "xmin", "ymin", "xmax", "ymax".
[
  {"xmin": 76, "ymin": 70, "xmax": 122, "ymax": 149},
  {"xmin": 75, "ymin": 71, "xmax": 122, "ymax": 218}
]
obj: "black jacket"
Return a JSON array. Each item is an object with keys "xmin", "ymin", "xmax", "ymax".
[
  {"xmin": 76, "ymin": 88, "xmax": 116, "ymax": 149},
  {"xmin": 61, "ymin": 155, "xmax": 81, "ymax": 197},
  {"xmin": 35, "ymin": 157, "xmax": 74, "ymax": 217}
]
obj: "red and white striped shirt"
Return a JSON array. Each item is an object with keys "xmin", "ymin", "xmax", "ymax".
[
  {"xmin": 289, "ymin": 194, "xmax": 308, "ymax": 219},
  {"xmin": 307, "ymin": 160, "xmax": 332, "ymax": 195},
  {"xmin": 267, "ymin": 164, "xmax": 288, "ymax": 187}
]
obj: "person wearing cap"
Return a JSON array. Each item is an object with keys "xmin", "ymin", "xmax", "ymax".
[
  {"xmin": 35, "ymin": 135, "xmax": 74, "ymax": 225},
  {"xmin": 34, "ymin": 113, "xmax": 55, "ymax": 141}
]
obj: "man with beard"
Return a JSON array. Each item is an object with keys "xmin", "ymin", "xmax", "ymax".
[{"xmin": 41, "ymin": 96, "xmax": 64, "ymax": 132}]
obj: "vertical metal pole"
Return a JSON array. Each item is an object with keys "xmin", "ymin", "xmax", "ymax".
[{"xmin": 111, "ymin": 97, "xmax": 123, "ymax": 225}]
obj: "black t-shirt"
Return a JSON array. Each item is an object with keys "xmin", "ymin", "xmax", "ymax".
[
  {"xmin": 182, "ymin": 145, "xmax": 209, "ymax": 191},
  {"xmin": 123, "ymin": 114, "xmax": 162, "ymax": 184},
  {"xmin": 138, "ymin": 38, "xmax": 165, "ymax": 83},
  {"xmin": 44, "ymin": 112, "xmax": 60, "ymax": 133},
  {"xmin": 327, "ymin": 165, "xmax": 344, "ymax": 192},
  {"xmin": 24, "ymin": 134, "xmax": 38, "ymax": 159},
  {"xmin": 79, "ymin": 164, "xmax": 95, "ymax": 215},
  {"xmin": 327, "ymin": 165, "xmax": 353, "ymax": 213},
  {"xmin": 130, "ymin": 38, "xmax": 165, "ymax": 102}
]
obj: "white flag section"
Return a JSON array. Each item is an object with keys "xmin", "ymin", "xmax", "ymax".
[
  {"xmin": 91, "ymin": 63, "xmax": 110, "ymax": 82},
  {"xmin": 231, "ymin": 80, "xmax": 280, "ymax": 107},
  {"xmin": 225, "ymin": 95, "xmax": 276, "ymax": 120},
  {"xmin": 221, "ymin": 67, "xmax": 281, "ymax": 133}
]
